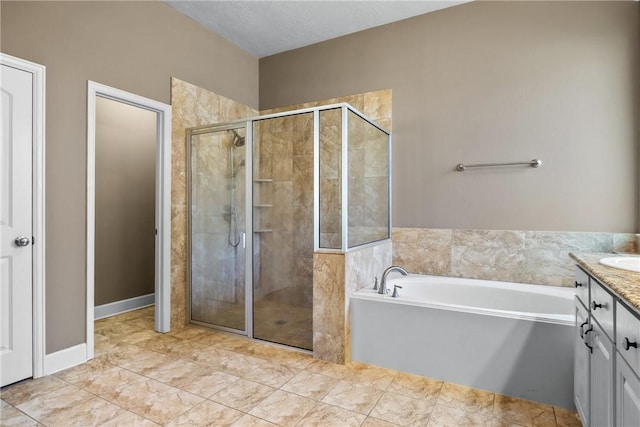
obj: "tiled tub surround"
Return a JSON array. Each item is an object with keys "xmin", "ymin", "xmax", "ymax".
[
  {"xmin": 314, "ymin": 241, "xmax": 392, "ymax": 365},
  {"xmin": 393, "ymin": 228, "xmax": 639, "ymax": 287},
  {"xmin": 0, "ymin": 307, "xmax": 582, "ymax": 426}
]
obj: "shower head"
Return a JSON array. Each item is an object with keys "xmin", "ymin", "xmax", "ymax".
[{"xmin": 231, "ymin": 129, "xmax": 246, "ymax": 147}]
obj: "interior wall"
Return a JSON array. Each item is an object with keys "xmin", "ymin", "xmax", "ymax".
[
  {"xmin": 1, "ymin": 1, "xmax": 259, "ymax": 353},
  {"xmin": 260, "ymin": 0, "xmax": 639, "ymax": 233},
  {"xmin": 95, "ymin": 97, "xmax": 156, "ymax": 306}
]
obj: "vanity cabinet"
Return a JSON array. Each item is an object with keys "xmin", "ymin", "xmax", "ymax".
[{"xmin": 575, "ymin": 265, "xmax": 640, "ymax": 427}]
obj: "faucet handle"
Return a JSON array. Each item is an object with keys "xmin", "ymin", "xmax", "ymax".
[
  {"xmin": 391, "ymin": 285, "xmax": 403, "ymax": 298},
  {"xmin": 373, "ymin": 277, "xmax": 378, "ymax": 291}
]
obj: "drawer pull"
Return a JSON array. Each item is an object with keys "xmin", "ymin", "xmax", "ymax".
[
  {"xmin": 579, "ymin": 320, "xmax": 588, "ymax": 339},
  {"xmin": 584, "ymin": 327, "xmax": 593, "ymax": 353},
  {"xmin": 575, "ymin": 281, "xmax": 584, "ymax": 288},
  {"xmin": 591, "ymin": 301, "xmax": 603, "ymax": 310},
  {"xmin": 623, "ymin": 337, "xmax": 638, "ymax": 351}
]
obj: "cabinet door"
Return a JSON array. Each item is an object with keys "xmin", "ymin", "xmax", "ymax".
[
  {"xmin": 590, "ymin": 320, "xmax": 615, "ymax": 427},
  {"xmin": 575, "ymin": 302, "xmax": 590, "ymax": 425},
  {"xmin": 617, "ymin": 354, "xmax": 640, "ymax": 427}
]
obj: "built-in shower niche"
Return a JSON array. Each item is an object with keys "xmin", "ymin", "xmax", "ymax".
[{"xmin": 187, "ymin": 103, "xmax": 391, "ymax": 353}]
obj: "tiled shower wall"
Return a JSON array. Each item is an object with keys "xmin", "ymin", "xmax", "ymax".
[{"xmin": 393, "ymin": 228, "xmax": 639, "ymax": 287}]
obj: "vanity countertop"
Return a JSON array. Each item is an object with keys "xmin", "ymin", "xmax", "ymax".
[{"xmin": 570, "ymin": 252, "xmax": 640, "ymax": 311}]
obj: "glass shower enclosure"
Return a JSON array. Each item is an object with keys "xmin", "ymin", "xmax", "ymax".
[{"xmin": 187, "ymin": 104, "xmax": 390, "ymax": 351}]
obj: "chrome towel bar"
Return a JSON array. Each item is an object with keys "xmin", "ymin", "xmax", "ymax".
[{"xmin": 456, "ymin": 159, "xmax": 542, "ymax": 172}]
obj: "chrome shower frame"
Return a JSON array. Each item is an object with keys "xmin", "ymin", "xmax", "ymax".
[{"xmin": 185, "ymin": 103, "xmax": 391, "ymax": 339}]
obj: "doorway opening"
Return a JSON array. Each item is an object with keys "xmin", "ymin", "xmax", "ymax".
[{"xmin": 86, "ymin": 81, "xmax": 171, "ymax": 360}]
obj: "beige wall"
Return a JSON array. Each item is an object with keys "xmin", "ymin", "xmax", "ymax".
[
  {"xmin": 95, "ymin": 97, "xmax": 156, "ymax": 306},
  {"xmin": 260, "ymin": 1, "xmax": 639, "ymax": 233},
  {"xmin": 1, "ymin": 1, "xmax": 259, "ymax": 353}
]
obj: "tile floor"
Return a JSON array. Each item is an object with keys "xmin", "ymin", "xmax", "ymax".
[{"xmin": 1, "ymin": 307, "xmax": 582, "ymax": 426}]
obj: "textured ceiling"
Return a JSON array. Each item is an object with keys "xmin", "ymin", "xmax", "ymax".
[{"xmin": 166, "ymin": 0, "xmax": 471, "ymax": 58}]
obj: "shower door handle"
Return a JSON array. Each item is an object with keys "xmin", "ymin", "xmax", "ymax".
[{"xmin": 242, "ymin": 232, "xmax": 246, "ymax": 249}]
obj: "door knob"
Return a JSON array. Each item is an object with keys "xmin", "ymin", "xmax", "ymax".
[{"xmin": 14, "ymin": 236, "xmax": 30, "ymax": 247}]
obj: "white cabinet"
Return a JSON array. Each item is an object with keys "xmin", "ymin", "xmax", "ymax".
[
  {"xmin": 574, "ymin": 265, "xmax": 640, "ymax": 427},
  {"xmin": 589, "ymin": 319, "xmax": 615, "ymax": 427},
  {"xmin": 616, "ymin": 354, "xmax": 640, "ymax": 427}
]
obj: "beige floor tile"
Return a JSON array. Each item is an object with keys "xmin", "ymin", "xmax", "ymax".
[
  {"xmin": 321, "ymin": 380, "xmax": 383, "ymax": 415},
  {"xmin": 231, "ymin": 414, "xmax": 278, "ymax": 426},
  {"xmin": 0, "ymin": 399, "xmax": 39, "ymax": 426},
  {"xmin": 94, "ymin": 333, "xmax": 129, "ymax": 356},
  {"xmin": 296, "ymin": 402, "xmax": 366, "ymax": 427},
  {"xmin": 344, "ymin": 362, "xmax": 397, "ymax": 390},
  {"xmin": 267, "ymin": 348, "xmax": 314, "ymax": 371},
  {"xmin": 427, "ymin": 404, "xmax": 495, "ymax": 427},
  {"xmin": 63, "ymin": 365, "xmax": 145, "ymax": 398},
  {"xmin": 100, "ymin": 410, "xmax": 159, "ymax": 426},
  {"xmin": 388, "ymin": 371, "xmax": 443, "ymax": 403},
  {"xmin": 106, "ymin": 377, "xmax": 203, "ymax": 424},
  {"xmin": 123, "ymin": 316, "xmax": 156, "ymax": 330},
  {"xmin": 168, "ymin": 368, "xmax": 241, "ymax": 398},
  {"xmin": 37, "ymin": 396, "xmax": 127, "ymax": 426},
  {"xmin": 165, "ymin": 400, "xmax": 244, "ymax": 426},
  {"xmin": 492, "ymin": 419, "xmax": 529, "ymax": 427},
  {"xmin": 118, "ymin": 329, "xmax": 162, "ymax": 344},
  {"xmin": 190, "ymin": 346, "xmax": 238, "ymax": 365},
  {"xmin": 437, "ymin": 382, "xmax": 495, "ymax": 416},
  {"xmin": 210, "ymin": 378, "xmax": 276, "ymax": 412},
  {"xmin": 530, "ymin": 402, "xmax": 556, "ymax": 427},
  {"xmin": 144, "ymin": 358, "xmax": 204, "ymax": 383},
  {"xmin": 0, "ymin": 376, "xmax": 68, "ymax": 406},
  {"xmin": 554, "ymin": 407, "xmax": 581, "ymax": 427},
  {"xmin": 16, "ymin": 384, "xmax": 94, "ymax": 421},
  {"xmin": 216, "ymin": 335, "xmax": 256, "ymax": 354},
  {"xmin": 281, "ymin": 370, "xmax": 340, "ymax": 400},
  {"xmin": 493, "ymin": 395, "xmax": 538, "ymax": 427},
  {"xmin": 361, "ymin": 417, "xmax": 400, "ymax": 427},
  {"xmin": 95, "ymin": 321, "xmax": 145, "ymax": 340},
  {"xmin": 211, "ymin": 353, "xmax": 268, "ymax": 377},
  {"xmin": 305, "ymin": 358, "xmax": 350, "ymax": 379},
  {"xmin": 103, "ymin": 345, "xmax": 178, "ymax": 375},
  {"xmin": 249, "ymin": 390, "xmax": 317, "ymax": 426},
  {"xmin": 167, "ymin": 325, "xmax": 211, "ymax": 341},
  {"xmin": 242, "ymin": 360, "xmax": 298, "ymax": 388},
  {"xmin": 369, "ymin": 391, "xmax": 434, "ymax": 426}
]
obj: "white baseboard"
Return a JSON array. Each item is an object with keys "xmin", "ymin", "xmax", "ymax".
[
  {"xmin": 95, "ymin": 293, "xmax": 155, "ymax": 320},
  {"xmin": 44, "ymin": 343, "xmax": 87, "ymax": 375}
]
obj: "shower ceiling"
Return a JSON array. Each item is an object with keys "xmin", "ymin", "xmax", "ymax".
[{"xmin": 165, "ymin": 0, "xmax": 472, "ymax": 58}]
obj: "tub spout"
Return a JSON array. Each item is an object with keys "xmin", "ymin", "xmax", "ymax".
[{"xmin": 379, "ymin": 266, "xmax": 408, "ymax": 294}]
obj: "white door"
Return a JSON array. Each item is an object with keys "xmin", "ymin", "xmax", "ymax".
[{"xmin": 1, "ymin": 63, "xmax": 34, "ymax": 387}]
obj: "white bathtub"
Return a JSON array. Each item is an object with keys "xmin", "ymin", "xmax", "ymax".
[{"xmin": 350, "ymin": 274, "xmax": 575, "ymax": 408}]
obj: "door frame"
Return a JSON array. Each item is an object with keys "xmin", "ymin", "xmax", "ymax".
[
  {"xmin": 0, "ymin": 53, "xmax": 46, "ymax": 378},
  {"xmin": 86, "ymin": 81, "xmax": 171, "ymax": 359}
]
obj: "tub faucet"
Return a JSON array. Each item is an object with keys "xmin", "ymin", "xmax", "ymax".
[{"xmin": 379, "ymin": 266, "xmax": 408, "ymax": 295}]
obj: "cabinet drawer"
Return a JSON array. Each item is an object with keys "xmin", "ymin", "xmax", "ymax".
[
  {"xmin": 591, "ymin": 278, "xmax": 614, "ymax": 341},
  {"xmin": 617, "ymin": 301, "xmax": 640, "ymax": 376},
  {"xmin": 574, "ymin": 266, "xmax": 589, "ymax": 306}
]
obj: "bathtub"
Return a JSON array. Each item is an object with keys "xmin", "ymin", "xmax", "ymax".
[{"xmin": 350, "ymin": 275, "xmax": 575, "ymax": 408}]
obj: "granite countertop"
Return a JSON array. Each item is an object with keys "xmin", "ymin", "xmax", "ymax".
[{"xmin": 570, "ymin": 252, "xmax": 640, "ymax": 311}]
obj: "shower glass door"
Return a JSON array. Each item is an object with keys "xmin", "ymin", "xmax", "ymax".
[
  {"xmin": 251, "ymin": 113, "xmax": 314, "ymax": 350},
  {"xmin": 190, "ymin": 126, "xmax": 247, "ymax": 332}
]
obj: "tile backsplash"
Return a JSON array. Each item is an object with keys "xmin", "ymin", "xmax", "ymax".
[{"xmin": 393, "ymin": 228, "xmax": 638, "ymax": 287}]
